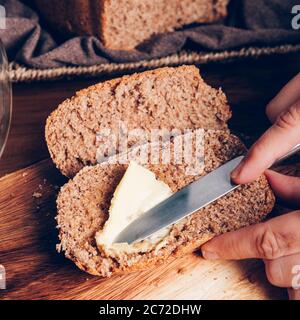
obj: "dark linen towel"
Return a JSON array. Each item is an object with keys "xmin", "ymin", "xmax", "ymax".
[{"xmin": 0, "ymin": 0, "xmax": 300, "ymax": 69}]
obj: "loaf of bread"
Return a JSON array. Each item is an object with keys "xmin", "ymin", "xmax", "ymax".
[
  {"xmin": 34, "ymin": 0, "xmax": 230, "ymax": 50},
  {"xmin": 46, "ymin": 66, "xmax": 232, "ymax": 177},
  {"xmin": 56, "ymin": 129, "xmax": 275, "ymax": 277}
]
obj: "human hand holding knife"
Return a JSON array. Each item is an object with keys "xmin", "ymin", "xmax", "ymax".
[{"xmin": 202, "ymin": 72, "xmax": 300, "ymax": 300}]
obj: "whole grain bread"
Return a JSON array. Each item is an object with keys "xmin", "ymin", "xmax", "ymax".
[
  {"xmin": 56, "ymin": 129, "xmax": 275, "ymax": 277},
  {"xmin": 46, "ymin": 66, "xmax": 231, "ymax": 177},
  {"xmin": 34, "ymin": 0, "xmax": 230, "ymax": 50}
]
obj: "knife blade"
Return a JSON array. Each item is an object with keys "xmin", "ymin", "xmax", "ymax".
[{"xmin": 114, "ymin": 155, "xmax": 244, "ymax": 244}]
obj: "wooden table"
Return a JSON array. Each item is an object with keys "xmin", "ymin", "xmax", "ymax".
[{"xmin": 0, "ymin": 53, "xmax": 299, "ymax": 300}]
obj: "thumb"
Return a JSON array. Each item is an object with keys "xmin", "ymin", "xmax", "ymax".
[
  {"xmin": 231, "ymin": 101, "xmax": 300, "ymax": 185},
  {"xmin": 201, "ymin": 211, "xmax": 300, "ymax": 261}
]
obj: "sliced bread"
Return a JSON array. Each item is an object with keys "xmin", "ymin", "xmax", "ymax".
[
  {"xmin": 46, "ymin": 66, "xmax": 231, "ymax": 177},
  {"xmin": 56, "ymin": 129, "xmax": 275, "ymax": 277}
]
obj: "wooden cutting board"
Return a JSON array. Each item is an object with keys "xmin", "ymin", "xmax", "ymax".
[
  {"xmin": 1, "ymin": 53, "xmax": 300, "ymax": 300},
  {"xmin": 1, "ymin": 158, "xmax": 299, "ymax": 300}
]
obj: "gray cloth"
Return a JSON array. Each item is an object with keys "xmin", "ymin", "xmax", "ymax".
[{"xmin": 0, "ymin": 0, "xmax": 300, "ymax": 69}]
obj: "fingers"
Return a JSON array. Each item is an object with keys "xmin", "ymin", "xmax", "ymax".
[
  {"xmin": 264, "ymin": 253, "xmax": 300, "ymax": 288},
  {"xmin": 231, "ymin": 101, "xmax": 300, "ymax": 184},
  {"xmin": 265, "ymin": 170, "xmax": 300, "ymax": 207},
  {"xmin": 288, "ymin": 288, "xmax": 300, "ymax": 300},
  {"xmin": 266, "ymin": 72, "xmax": 300, "ymax": 123},
  {"xmin": 201, "ymin": 211, "xmax": 300, "ymax": 261}
]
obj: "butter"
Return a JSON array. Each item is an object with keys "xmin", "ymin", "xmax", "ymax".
[{"xmin": 95, "ymin": 161, "xmax": 172, "ymax": 256}]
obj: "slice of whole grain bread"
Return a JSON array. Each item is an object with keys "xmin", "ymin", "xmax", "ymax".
[
  {"xmin": 46, "ymin": 66, "xmax": 231, "ymax": 177},
  {"xmin": 56, "ymin": 129, "xmax": 275, "ymax": 277}
]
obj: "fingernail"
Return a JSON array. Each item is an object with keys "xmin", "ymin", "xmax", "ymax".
[
  {"xmin": 202, "ymin": 250, "xmax": 220, "ymax": 260},
  {"xmin": 231, "ymin": 161, "xmax": 244, "ymax": 180}
]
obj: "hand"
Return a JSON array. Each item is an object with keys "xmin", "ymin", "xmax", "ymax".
[{"xmin": 201, "ymin": 72, "xmax": 300, "ymax": 300}]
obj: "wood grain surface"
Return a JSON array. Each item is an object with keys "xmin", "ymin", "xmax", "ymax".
[{"xmin": 0, "ymin": 53, "xmax": 300, "ymax": 300}]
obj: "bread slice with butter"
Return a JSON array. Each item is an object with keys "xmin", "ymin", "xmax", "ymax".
[
  {"xmin": 56, "ymin": 129, "xmax": 275, "ymax": 277},
  {"xmin": 46, "ymin": 65, "xmax": 231, "ymax": 177}
]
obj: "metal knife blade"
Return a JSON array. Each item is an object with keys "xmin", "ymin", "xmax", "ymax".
[{"xmin": 114, "ymin": 155, "xmax": 244, "ymax": 244}]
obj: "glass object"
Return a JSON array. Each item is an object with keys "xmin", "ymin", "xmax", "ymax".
[{"xmin": 0, "ymin": 39, "xmax": 11, "ymax": 158}]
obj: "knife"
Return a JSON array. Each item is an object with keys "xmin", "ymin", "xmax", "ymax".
[
  {"xmin": 114, "ymin": 155, "xmax": 243, "ymax": 244},
  {"xmin": 114, "ymin": 144, "xmax": 300, "ymax": 245}
]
